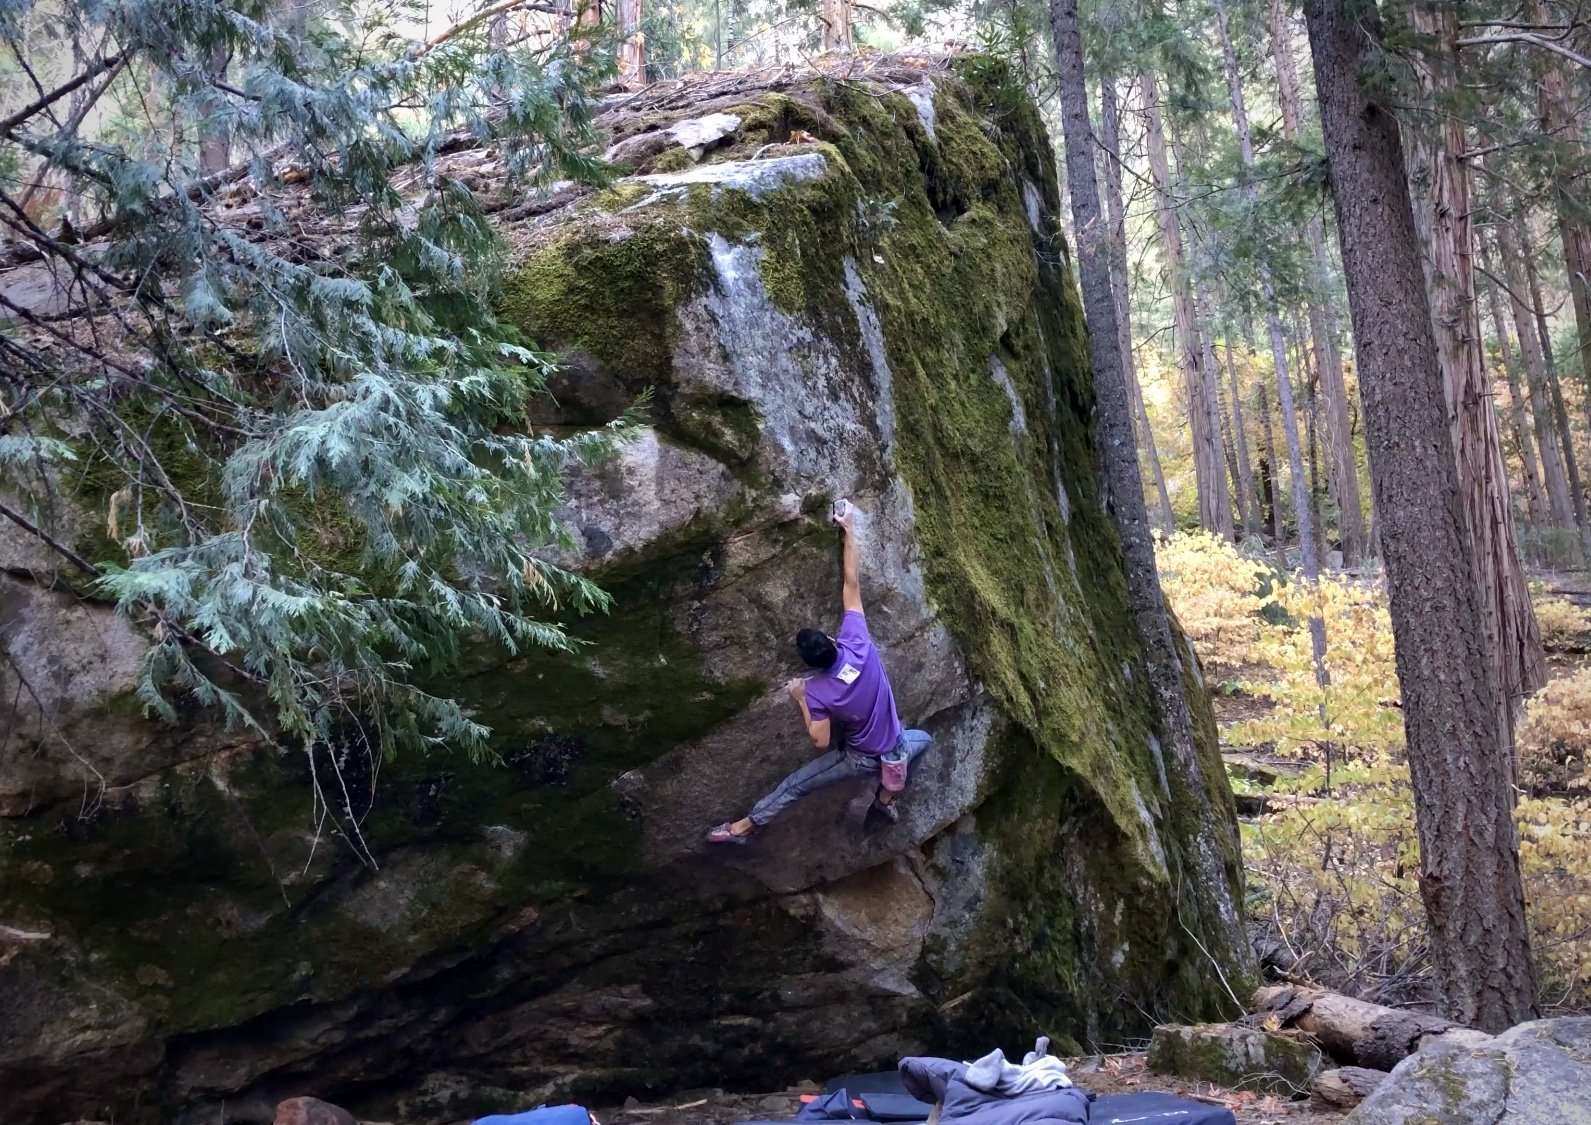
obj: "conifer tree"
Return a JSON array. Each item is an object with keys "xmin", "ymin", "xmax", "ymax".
[
  {"xmin": 1304, "ymin": 0, "xmax": 1537, "ymax": 1031},
  {"xmin": 0, "ymin": 1, "xmax": 626, "ymax": 766}
]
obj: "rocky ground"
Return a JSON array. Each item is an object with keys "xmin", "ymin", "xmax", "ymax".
[{"xmin": 590, "ymin": 1053, "xmax": 1347, "ymax": 1125}]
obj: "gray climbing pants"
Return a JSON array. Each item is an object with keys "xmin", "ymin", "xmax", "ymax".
[{"xmin": 747, "ymin": 729, "xmax": 932, "ymax": 827}]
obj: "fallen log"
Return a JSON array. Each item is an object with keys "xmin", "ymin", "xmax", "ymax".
[
  {"xmin": 1252, "ymin": 984, "xmax": 1490, "ymax": 1071},
  {"xmin": 1311, "ymin": 1066, "xmax": 1388, "ymax": 1108}
]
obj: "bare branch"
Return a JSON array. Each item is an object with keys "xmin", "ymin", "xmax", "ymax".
[
  {"xmin": 1455, "ymin": 31, "xmax": 1591, "ymax": 68},
  {"xmin": 419, "ymin": 0, "xmax": 564, "ymax": 55},
  {"xmin": 0, "ymin": 498, "xmax": 100, "ymax": 576},
  {"xmin": 0, "ymin": 53, "xmax": 126, "ymax": 135}
]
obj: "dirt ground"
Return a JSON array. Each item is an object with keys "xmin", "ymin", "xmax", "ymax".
[{"xmin": 594, "ymin": 1052, "xmax": 1348, "ymax": 1125}]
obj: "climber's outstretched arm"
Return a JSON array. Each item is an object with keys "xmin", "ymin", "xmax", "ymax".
[{"xmin": 837, "ymin": 504, "xmax": 862, "ymax": 614}]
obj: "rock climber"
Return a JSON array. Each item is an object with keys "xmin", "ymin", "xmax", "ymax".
[{"xmin": 707, "ymin": 500, "xmax": 932, "ymax": 845}]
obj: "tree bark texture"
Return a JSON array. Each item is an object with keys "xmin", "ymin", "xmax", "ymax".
[
  {"xmin": 1405, "ymin": 3, "xmax": 1545, "ymax": 725},
  {"xmin": 1099, "ymin": 74, "xmax": 1177, "ymax": 533},
  {"xmin": 1268, "ymin": 0, "xmax": 1367, "ymax": 565},
  {"xmin": 1048, "ymin": 0, "xmax": 1250, "ymax": 985},
  {"xmin": 1141, "ymin": 70, "xmax": 1231, "ymax": 539},
  {"xmin": 1303, "ymin": 0, "xmax": 1537, "ymax": 1032}
]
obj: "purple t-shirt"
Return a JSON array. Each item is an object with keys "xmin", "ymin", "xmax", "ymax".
[{"xmin": 804, "ymin": 610, "xmax": 904, "ymax": 755}]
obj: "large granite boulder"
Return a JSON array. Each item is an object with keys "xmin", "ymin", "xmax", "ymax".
[
  {"xmin": 1348, "ymin": 1018, "xmax": 1591, "ymax": 1123},
  {"xmin": 0, "ymin": 58, "xmax": 1251, "ymax": 1124}
]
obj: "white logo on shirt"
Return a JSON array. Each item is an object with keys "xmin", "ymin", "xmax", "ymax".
[{"xmin": 835, "ymin": 662, "xmax": 861, "ymax": 685}]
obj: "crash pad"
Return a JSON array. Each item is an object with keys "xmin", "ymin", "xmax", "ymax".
[
  {"xmin": 473, "ymin": 1107, "xmax": 591, "ymax": 1125},
  {"xmin": 1091, "ymin": 1092, "xmax": 1235, "ymax": 1125}
]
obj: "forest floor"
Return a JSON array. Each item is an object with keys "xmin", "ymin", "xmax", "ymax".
[{"xmin": 593, "ymin": 1053, "xmax": 1347, "ymax": 1124}]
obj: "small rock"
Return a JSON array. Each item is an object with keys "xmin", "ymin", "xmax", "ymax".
[
  {"xmin": 1148, "ymin": 1022, "xmax": 1323, "ymax": 1096},
  {"xmin": 623, "ymin": 1096, "xmax": 641, "ymax": 1109},
  {"xmin": 273, "ymin": 1096, "xmax": 357, "ymax": 1125},
  {"xmin": 1313, "ymin": 1066, "xmax": 1388, "ymax": 1108}
]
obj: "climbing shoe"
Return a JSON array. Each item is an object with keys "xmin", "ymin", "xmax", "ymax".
[{"xmin": 706, "ymin": 822, "xmax": 753, "ymax": 845}]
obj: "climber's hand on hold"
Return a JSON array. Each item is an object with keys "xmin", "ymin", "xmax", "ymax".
[
  {"xmin": 831, "ymin": 498, "xmax": 855, "ymax": 535},
  {"xmin": 786, "ymin": 676, "xmax": 807, "ymax": 703}
]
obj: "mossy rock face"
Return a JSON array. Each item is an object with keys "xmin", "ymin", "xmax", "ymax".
[{"xmin": 0, "ymin": 58, "xmax": 1250, "ymax": 1125}]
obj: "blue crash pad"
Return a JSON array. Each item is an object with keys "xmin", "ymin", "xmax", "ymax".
[
  {"xmin": 473, "ymin": 1107, "xmax": 590, "ymax": 1125},
  {"xmin": 1092, "ymin": 1092, "xmax": 1237, "ymax": 1125}
]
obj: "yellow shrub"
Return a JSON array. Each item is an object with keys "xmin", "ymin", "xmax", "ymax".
[
  {"xmin": 1192, "ymin": 561, "xmax": 1591, "ymax": 1007},
  {"xmin": 1518, "ymin": 795, "xmax": 1591, "ymax": 994},
  {"xmin": 1518, "ymin": 667, "xmax": 1591, "ymax": 793},
  {"xmin": 1534, "ymin": 593, "xmax": 1591, "ymax": 651},
  {"xmin": 1231, "ymin": 573, "xmax": 1405, "ymax": 760},
  {"xmin": 1154, "ymin": 530, "xmax": 1271, "ymax": 671}
]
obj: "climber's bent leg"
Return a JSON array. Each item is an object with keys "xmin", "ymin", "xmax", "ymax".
[
  {"xmin": 874, "ymin": 729, "xmax": 932, "ymax": 807},
  {"xmin": 746, "ymin": 749, "xmax": 873, "ymax": 827}
]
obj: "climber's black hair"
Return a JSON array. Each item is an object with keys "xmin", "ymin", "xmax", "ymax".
[{"xmin": 796, "ymin": 628, "xmax": 838, "ymax": 670}]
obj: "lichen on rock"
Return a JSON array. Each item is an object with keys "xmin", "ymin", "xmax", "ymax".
[{"xmin": 0, "ymin": 56, "xmax": 1251, "ymax": 1125}]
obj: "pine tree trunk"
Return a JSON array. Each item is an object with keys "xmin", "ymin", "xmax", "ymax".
[
  {"xmin": 1269, "ymin": 319, "xmax": 1315, "ymax": 576},
  {"xmin": 618, "ymin": 0, "xmax": 646, "ymax": 82},
  {"xmin": 1214, "ymin": 0, "xmax": 1325, "ymax": 676},
  {"xmin": 1405, "ymin": 1, "xmax": 1545, "ymax": 724},
  {"xmin": 1296, "ymin": 311, "xmax": 1327, "ymax": 571},
  {"xmin": 1257, "ymin": 379, "xmax": 1285, "ymax": 567},
  {"xmin": 1303, "ymin": 0, "xmax": 1537, "ymax": 1033},
  {"xmin": 1528, "ymin": 0, "xmax": 1591, "ymax": 440},
  {"xmin": 821, "ymin": 0, "xmax": 852, "ymax": 51},
  {"xmin": 1479, "ymin": 241, "xmax": 1549, "ymax": 530},
  {"xmin": 1224, "ymin": 333, "xmax": 1261, "ymax": 540},
  {"xmin": 1048, "ymin": 0, "xmax": 1250, "ymax": 983},
  {"xmin": 1208, "ymin": 313, "xmax": 1252, "ymax": 537},
  {"xmin": 1141, "ymin": 70, "xmax": 1232, "ymax": 539},
  {"xmin": 1493, "ymin": 220, "xmax": 1574, "ymax": 529},
  {"xmin": 1269, "ymin": 0, "xmax": 1367, "ymax": 565},
  {"xmin": 1099, "ymin": 74, "xmax": 1177, "ymax": 533},
  {"xmin": 1519, "ymin": 216, "xmax": 1591, "ymax": 564},
  {"xmin": 198, "ymin": 41, "xmax": 231, "ymax": 175}
]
